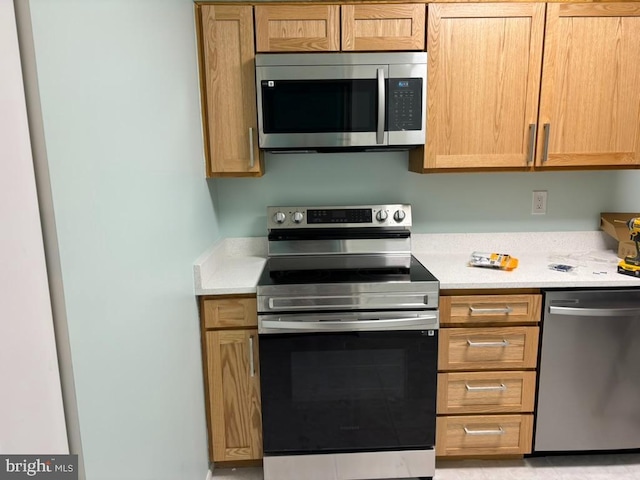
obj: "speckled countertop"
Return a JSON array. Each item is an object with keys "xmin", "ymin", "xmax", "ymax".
[{"xmin": 193, "ymin": 231, "xmax": 640, "ymax": 296}]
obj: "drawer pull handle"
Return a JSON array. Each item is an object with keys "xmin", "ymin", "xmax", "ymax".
[
  {"xmin": 464, "ymin": 426, "xmax": 505, "ymax": 436},
  {"xmin": 469, "ymin": 306, "xmax": 513, "ymax": 315},
  {"xmin": 467, "ymin": 339, "xmax": 510, "ymax": 347},
  {"xmin": 465, "ymin": 383, "xmax": 507, "ymax": 392}
]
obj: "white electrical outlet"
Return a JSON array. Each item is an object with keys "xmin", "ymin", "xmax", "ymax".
[{"xmin": 532, "ymin": 190, "xmax": 548, "ymax": 215}]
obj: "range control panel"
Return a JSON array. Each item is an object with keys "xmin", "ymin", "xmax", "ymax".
[{"xmin": 267, "ymin": 205, "xmax": 412, "ymax": 229}]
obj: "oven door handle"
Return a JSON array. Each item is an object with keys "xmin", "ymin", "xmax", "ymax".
[{"xmin": 259, "ymin": 313, "xmax": 439, "ymax": 333}]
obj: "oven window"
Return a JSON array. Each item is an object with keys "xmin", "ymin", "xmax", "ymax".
[
  {"xmin": 260, "ymin": 79, "xmax": 378, "ymax": 134},
  {"xmin": 259, "ymin": 331, "xmax": 438, "ymax": 455},
  {"xmin": 291, "ymin": 349, "xmax": 405, "ymax": 402}
]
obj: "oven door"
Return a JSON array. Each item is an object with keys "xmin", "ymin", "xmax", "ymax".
[{"xmin": 258, "ymin": 311, "xmax": 438, "ymax": 456}]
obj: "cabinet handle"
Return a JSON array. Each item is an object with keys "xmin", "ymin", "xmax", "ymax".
[
  {"xmin": 542, "ymin": 123, "xmax": 550, "ymax": 163},
  {"xmin": 464, "ymin": 426, "xmax": 505, "ymax": 436},
  {"xmin": 469, "ymin": 306, "xmax": 513, "ymax": 315},
  {"xmin": 465, "ymin": 383, "xmax": 507, "ymax": 392},
  {"xmin": 527, "ymin": 123, "xmax": 536, "ymax": 164},
  {"xmin": 467, "ymin": 339, "xmax": 510, "ymax": 347},
  {"xmin": 249, "ymin": 127, "xmax": 255, "ymax": 168},
  {"xmin": 248, "ymin": 335, "xmax": 255, "ymax": 377}
]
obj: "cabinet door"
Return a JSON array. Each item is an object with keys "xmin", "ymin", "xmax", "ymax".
[
  {"xmin": 411, "ymin": 4, "xmax": 544, "ymax": 171},
  {"xmin": 255, "ymin": 5, "xmax": 340, "ymax": 52},
  {"xmin": 206, "ymin": 329, "xmax": 262, "ymax": 462},
  {"xmin": 199, "ymin": 5, "xmax": 263, "ymax": 177},
  {"xmin": 342, "ymin": 4, "xmax": 425, "ymax": 51},
  {"xmin": 536, "ymin": 3, "xmax": 640, "ymax": 168}
]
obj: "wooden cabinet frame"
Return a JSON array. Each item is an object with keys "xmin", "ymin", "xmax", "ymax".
[
  {"xmin": 196, "ymin": 5, "xmax": 264, "ymax": 177},
  {"xmin": 437, "ymin": 291, "xmax": 541, "ymax": 458},
  {"xmin": 200, "ymin": 295, "xmax": 262, "ymax": 464}
]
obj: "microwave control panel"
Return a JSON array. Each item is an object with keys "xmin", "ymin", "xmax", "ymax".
[{"xmin": 387, "ymin": 78, "xmax": 422, "ymax": 131}]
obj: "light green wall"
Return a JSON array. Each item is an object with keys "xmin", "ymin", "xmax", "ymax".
[
  {"xmin": 214, "ymin": 151, "xmax": 620, "ymax": 237},
  {"xmin": 29, "ymin": 1, "xmax": 218, "ymax": 479},
  {"xmin": 612, "ymin": 170, "xmax": 640, "ymax": 210}
]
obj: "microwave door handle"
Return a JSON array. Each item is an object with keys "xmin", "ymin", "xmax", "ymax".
[{"xmin": 377, "ymin": 68, "xmax": 385, "ymax": 144}]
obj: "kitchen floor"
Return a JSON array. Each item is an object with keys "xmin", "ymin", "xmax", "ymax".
[{"xmin": 211, "ymin": 453, "xmax": 640, "ymax": 479}]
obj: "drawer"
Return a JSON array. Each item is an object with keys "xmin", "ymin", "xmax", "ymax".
[
  {"xmin": 436, "ymin": 414, "xmax": 533, "ymax": 457},
  {"xmin": 439, "ymin": 326, "xmax": 539, "ymax": 371},
  {"xmin": 203, "ymin": 297, "xmax": 258, "ymax": 329},
  {"xmin": 440, "ymin": 295, "xmax": 541, "ymax": 326},
  {"xmin": 437, "ymin": 371, "xmax": 536, "ymax": 414}
]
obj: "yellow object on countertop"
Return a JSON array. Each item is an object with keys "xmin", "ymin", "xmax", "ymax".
[{"xmin": 469, "ymin": 252, "xmax": 519, "ymax": 271}]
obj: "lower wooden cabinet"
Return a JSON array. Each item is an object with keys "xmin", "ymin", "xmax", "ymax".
[
  {"xmin": 199, "ymin": 292, "xmax": 540, "ymax": 461},
  {"xmin": 436, "ymin": 414, "xmax": 534, "ymax": 456},
  {"xmin": 439, "ymin": 326, "xmax": 539, "ymax": 371},
  {"xmin": 437, "ymin": 371, "xmax": 536, "ymax": 415},
  {"xmin": 201, "ymin": 296, "xmax": 262, "ymax": 463},
  {"xmin": 437, "ymin": 292, "xmax": 541, "ymax": 457}
]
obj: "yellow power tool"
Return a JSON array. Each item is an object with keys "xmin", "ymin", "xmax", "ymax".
[{"xmin": 617, "ymin": 217, "xmax": 640, "ymax": 277}]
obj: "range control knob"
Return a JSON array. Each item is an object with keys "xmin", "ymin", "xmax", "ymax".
[
  {"xmin": 292, "ymin": 211, "xmax": 304, "ymax": 224},
  {"xmin": 273, "ymin": 211, "xmax": 286, "ymax": 224},
  {"xmin": 393, "ymin": 209, "xmax": 406, "ymax": 223},
  {"xmin": 376, "ymin": 210, "xmax": 389, "ymax": 222}
]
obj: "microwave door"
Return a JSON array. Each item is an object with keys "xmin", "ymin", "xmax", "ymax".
[{"xmin": 256, "ymin": 65, "xmax": 389, "ymax": 150}]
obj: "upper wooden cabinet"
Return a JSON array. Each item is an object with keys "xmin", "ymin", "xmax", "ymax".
[
  {"xmin": 410, "ymin": 2, "xmax": 640, "ymax": 173},
  {"xmin": 342, "ymin": 4, "xmax": 425, "ymax": 51},
  {"xmin": 197, "ymin": 5, "xmax": 264, "ymax": 177},
  {"xmin": 410, "ymin": 3, "xmax": 545, "ymax": 172},
  {"xmin": 255, "ymin": 3, "xmax": 425, "ymax": 52},
  {"xmin": 255, "ymin": 5, "xmax": 341, "ymax": 52},
  {"xmin": 536, "ymin": 3, "xmax": 640, "ymax": 168}
]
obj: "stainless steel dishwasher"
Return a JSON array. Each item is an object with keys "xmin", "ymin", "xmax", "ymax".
[{"xmin": 535, "ymin": 289, "xmax": 640, "ymax": 452}]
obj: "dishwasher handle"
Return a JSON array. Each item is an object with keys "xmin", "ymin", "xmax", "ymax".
[{"xmin": 549, "ymin": 305, "xmax": 640, "ymax": 317}]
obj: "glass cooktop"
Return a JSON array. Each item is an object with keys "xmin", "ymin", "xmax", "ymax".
[{"xmin": 257, "ymin": 255, "xmax": 438, "ymax": 287}]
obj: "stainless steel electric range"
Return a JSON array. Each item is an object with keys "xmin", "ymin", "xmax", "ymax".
[{"xmin": 256, "ymin": 204, "xmax": 439, "ymax": 480}]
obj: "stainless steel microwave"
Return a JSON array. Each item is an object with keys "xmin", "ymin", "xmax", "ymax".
[{"xmin": 255, "ymin": 52, "xmax": 427, "ymax": 152}]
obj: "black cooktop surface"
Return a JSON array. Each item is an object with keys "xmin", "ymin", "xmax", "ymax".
[{"xmin": 257, "ymin": 255, "xmax": 438, "ymax": 287}]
